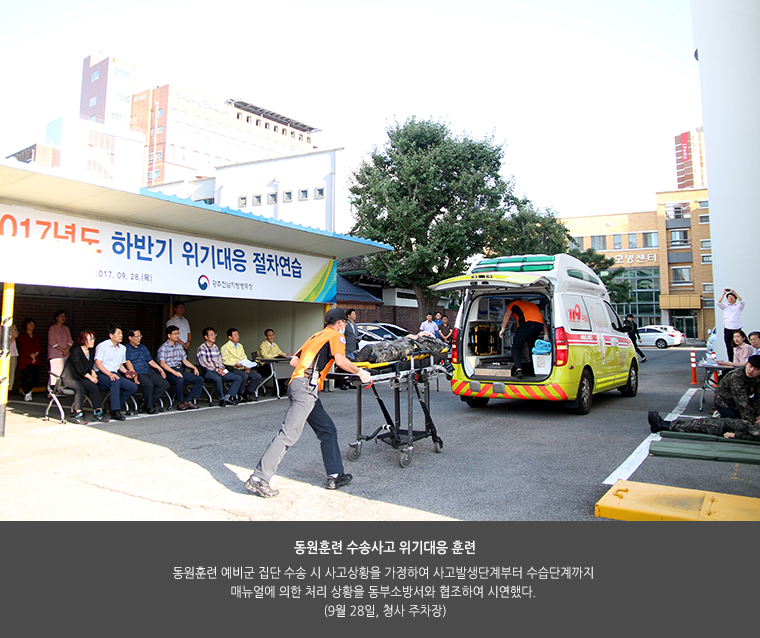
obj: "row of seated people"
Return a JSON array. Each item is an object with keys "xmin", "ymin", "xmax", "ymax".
[{"xmin": 59, "ymin": 324, "xmax": 291, "ymax": 424}]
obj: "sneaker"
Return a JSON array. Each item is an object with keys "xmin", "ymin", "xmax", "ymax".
[
  {"xmin": 245, "ymin": 476, "xmax": 279, "ymax": 498},
  {"xmin": 73, "ymin": 411, "xmax": 87, "ymax": 425},
  {"xmin": 326, "ymin": 473, "xmax": 353, "ymax": 490},
  {"xmin": 24, "ymin": 392, "xmax": 33, "ymax": 402},
  {"xmin": 93, "ymin": 409, "xmax": 109, "ymax": 423},
  {"xmin": 648, "ymin": 411, "xmax": 667, "ymax": 434}
]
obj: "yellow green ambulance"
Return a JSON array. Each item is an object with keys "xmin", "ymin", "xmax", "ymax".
[{"xmin": 431, "ymin": 253, "xmax": 638, "ymax": 414}]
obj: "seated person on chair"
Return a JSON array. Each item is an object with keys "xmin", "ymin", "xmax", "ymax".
[
  {"xmin": 196, "ymin": 327, "xmax": 243, "ymax": 407},
  {"xmin": 125, "ymin": 328, "xmax": 170, "ymax": 414},
  {"xmin": 348, "ymin": 332, "xmax": 447, "ymax": 364},
  {"xmin": 499, "ymin": 299, "xmax": 549, "ymax": 379},
  {"xmin": 716, "ymin": 330, "xmax": 754, "ymax": 369},
  {"xmin": 221, "ymin": 328, "xmax": 262, "ymax": 401},
  {"xmin": 94, "ymin": 324, "xmax": 138, "ymax": 421},
  {"xmin": 61, "ymin": 329, "xmax": 107, "ymax": 424},
  {"xmin": 256, "ymin": 329, "xmax": 291, "ymax": 391},
  {"xmin": 158, "ymin": 325, "xmax": 204, "ymax": 410}
]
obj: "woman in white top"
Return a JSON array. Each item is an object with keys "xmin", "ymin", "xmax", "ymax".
[
  {"xmin": 717, "ymin": 288, "xmax": 744, "ymax": 361},
  {"xmin": 717, "ymin": 330, "xmax": 754, "ymax": 368}
]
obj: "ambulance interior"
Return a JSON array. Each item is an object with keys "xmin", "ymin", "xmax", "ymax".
[{"xmin": 462, "ymin": 294, "xmax": 552, "ymax": 381}]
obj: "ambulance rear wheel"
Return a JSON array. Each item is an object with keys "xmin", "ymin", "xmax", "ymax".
[
  {"xmin": 464, "ymin": 396, "xmax": 489, "ymax": 408},
  {"xmin": 569, "ymin": 370, "xmax": 593, "ymax": 415},
  {"xmin": 620, "ymin": 363, "xmax": 638, "ymax": 397}
]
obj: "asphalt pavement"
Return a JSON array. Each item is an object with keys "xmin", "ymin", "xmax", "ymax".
[{"xmin": 1, "ymin": 345, "xmax": 757, "ymax": 520}]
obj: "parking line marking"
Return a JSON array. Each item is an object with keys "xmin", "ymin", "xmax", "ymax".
[{"xmin": 602, "ymin": 388, "xmax": 698, "ymax": 485}]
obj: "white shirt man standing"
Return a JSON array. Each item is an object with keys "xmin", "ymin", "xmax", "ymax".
[{"xmin": 166, "ymin": 301, "xmax": 192, "ymax": 351}]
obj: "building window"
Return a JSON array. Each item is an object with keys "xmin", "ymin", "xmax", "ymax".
[
  {"xmin": 698, "ymin": 200, "xmax": 709, "ymax": 209},
  {"xmin": 89, "ymin": 96, "xmax": 97, "ymax": 107},
  {"xmin": 669, "ymin": 230, "xmax": 689, "ymax": 247},
  {"xmin": 307, "ymin": 137, "xmax": 311, "ymax": 144},
  {"xmin": 703, "ymin": 283, "xmax": 714, "ymax": 293},
  {"xmin": 252, "ymin": 195, "xmax": 262, "ymax": 206},
  {"xmin": 299, "ymin": 134, "xmax": 304, "ymax": 142},
  {"xmin": 298, "ymin": 189, "xmax": 308, "ymax": 201},
  {"xmin": 155, "ymin": 151, "xmax": 162, "ymax": 161},
  {"xmin": 643, "ymin": 232, "xmax": 658, "ymax": 248},
  {"xmin": 701, "ymin": 254, "xmax": 712, "ymax": 264},
  {"xmin": 590, "ymin": 235, "xmax": 606, "ymax": 251},
  {"xmin": 666, "ymin": 203, "xmax": 691, "ymax": 219},
  {"xmin": 92, "ymin": 71, "xmax": 99, "ymax": 82},
  {"xmin": 314, "ymin": 187, "xmax": 325, "ymax": 200},
  {"xmin": 265, "ymin": 122, "xmax": 270, "ymax": 130},
  {"xmin": 701, "ymin": 239, "xmax": 711, "ymax": 250},
  {"xmin": 283, "ymin": 191, "xmax": 293, "ymax": 203},
  {"xmin": 291, "ymin": 131, "xmax": 295, "ymax": 138},
  {"xmin": 699, "ymin": 214, "xmax": 709, "ymax": 224},
  {"xmin": 282, "ymin": 128, "xmax": 288, "ymax": 135},
  {"xmin": 158, "ymin": 108, "xmax": 164, "ymax": 117},
  {"xmin": 238, "ymin": 196, "xmax": 247, "ymax": 207},
  {"xmin": 155, "ymin": 170, "xmax": 161, "ymax": 179},
  {"xmin": 703, "ymin": 297, "xmax": 715, "ymax": 309},
  {"xmin": 628, "ymin": 233, "xmax": 637, "ymax": 249},
  {"xmin": 571, "ymin": 236, "xmax": 584, "ymax": 250},
  {"xmin": 256, "ymin": 119, "xmax": 261, "ymax": 126},
  {"xmin": 236, "ymin": 113, "xmax": 242, "ymax": 120},
  {"xmin": 246, "ymin": 116, "xmax": 251, "ymax": 123},
  {"xmin": 268, "ymin": 193, "xmax": 277, "ymax": 204},
  {"xmin": 274, "ymin": 126, "xmax": 279, "ymax": 133},
  {"xmin": 613, "ymin": 234, "xmax": 622, "ymax": 250},
  {"xmin": 671, "ymin": 267, "xmax": 692, "ymax": 285},
  {"xmin": 147, "ymin": 171, "xmax": 153, "ymax": 180}
]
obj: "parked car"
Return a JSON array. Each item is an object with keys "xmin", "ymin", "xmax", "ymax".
[
  {"xmin": 650, "ymin": 325, "xmax": 685, "ymax": 340},
  {"xmin": 356, "ymin": 327, "xmax": 387, "ymax": 351},
  {"xmin": 638, "ymin": 326, "xmax": 683, "ymax": 349},
  {"xmin": 357, "ymin": 322, "xmax": 410, "ymax": 341}
]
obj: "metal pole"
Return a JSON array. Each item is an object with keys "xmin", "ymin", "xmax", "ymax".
[{"xmin": 0, "ymin": 283, "xmax": 16, "ymax": 437}]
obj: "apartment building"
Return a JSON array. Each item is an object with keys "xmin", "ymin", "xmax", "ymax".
[{"xmin": 562, "ymin": 187, "xmax": 714, "ymax": 338}]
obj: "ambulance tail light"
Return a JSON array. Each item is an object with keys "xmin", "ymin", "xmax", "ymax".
[
  {"xmin": 451, "ymin": 328, "xmax": 459, "ymax": 364},
  {"xmin": 555, "ymin": 327, "xmax": 569, "ymax": 366}
]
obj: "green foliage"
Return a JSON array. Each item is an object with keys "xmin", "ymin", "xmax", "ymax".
[
  {"xmin": 489, "ymin": 203, "xmax": 572, "ymax": 256},
  {"xmin": 349, "ymin": 117, "xmax": 519, "ymax": 320},
  {"xmin": 569, "ymin": 247, "xmax": 632, "ymax": 304}
]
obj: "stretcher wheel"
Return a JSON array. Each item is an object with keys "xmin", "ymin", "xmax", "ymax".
[
  {"xmin": 399, "ymin": 449, "xmax": 413, "ymax": 468},
  {"xmin": 434, "ymin": 440, "xmax": 443, "ymax": 453},
  {"xmin": 347, "ymin": 443, "xmax": 362, "ymax": 462}
]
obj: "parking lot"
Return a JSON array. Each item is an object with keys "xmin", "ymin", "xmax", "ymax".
[{"xmin": 1, "ymin": 345, "xmax": 757, "ymax": 521}]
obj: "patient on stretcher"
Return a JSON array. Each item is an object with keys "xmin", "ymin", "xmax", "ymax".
[{"xmin": 348, "ymin": 332, "xmax": 447, "ymax": 364}]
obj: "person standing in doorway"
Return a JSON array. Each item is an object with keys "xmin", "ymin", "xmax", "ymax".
[{"xmin": 166, "ymin": 301, "xmax": 192, "ymax": 353}]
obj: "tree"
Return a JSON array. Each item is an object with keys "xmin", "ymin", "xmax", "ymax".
[
  {"xmin": 489, "ymin": 203, "xmax": 572, "ymax": 256},
  {"xmin": 568, "ymin": 247, "xmax": 632, "ymax": 304},
  {"xmin": 349, "ymin": 118, "xmax": 519, "ymax": 322}
]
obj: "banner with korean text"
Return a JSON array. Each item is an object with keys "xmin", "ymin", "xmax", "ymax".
[{"xmin": 0, "ymin": 204, "xmax": 337, "ymax": 303}]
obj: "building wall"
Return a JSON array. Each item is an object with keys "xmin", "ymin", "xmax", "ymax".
[
  {"xmin": 562, "ymin": 189, "xmax": 714, "ymax": 339},
  {"xmin": 130, "ymin": 86, "xmax": 317, "ymax": 188},
  {"xmin": 674, "ymin": 128, "xmax": 707, "ymax": 189},
  {"xmin": 80, "ymin": 54, "xmax": 135, "ymax": 128}
]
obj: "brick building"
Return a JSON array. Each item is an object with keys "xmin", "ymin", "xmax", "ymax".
[{"xmin": 562, "ymin": 187, "xmax": 714, "ymax": 339}]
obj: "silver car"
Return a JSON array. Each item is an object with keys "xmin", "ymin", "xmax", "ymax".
[{"xmin": 638, "ymin": 326, "xmax": 683, "ymax": 349}]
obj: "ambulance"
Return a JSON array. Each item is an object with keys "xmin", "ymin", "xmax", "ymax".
[{"xmin": 430, "ymin": 254, "xmax": 638, "ymax": 414}]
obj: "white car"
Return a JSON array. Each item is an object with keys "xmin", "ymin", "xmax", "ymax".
[{"xmin": 638, "ymin": 326, "xmax": 684, "ymax": 349}]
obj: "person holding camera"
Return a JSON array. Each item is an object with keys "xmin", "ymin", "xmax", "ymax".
[{"xmin": 717, "ymin": 288, "xmax": 745, "ymax": 361}]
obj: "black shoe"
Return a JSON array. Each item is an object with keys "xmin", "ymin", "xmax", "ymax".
[
  {"xmin": 326, "ymin": 473, "xmax": 353, "ymax": 490},
  {"xmin": 641, "ymin": 357, "xmax": 647, "ymax": 363},
  {"xmin": 648, "ymin": 411, "xmax": 667, "ymax": 433},
  {"xmin": 237, "ymin": 395, "xmax": 247, "ymax": 404},
  {"xmin": 245, "ymin": 476, "xmax": 279, "ymax": 498},
  {"xmin": 514, "ymin": 369, "xmax": 523, "ymax": 379},
  {"xmin": 111, "ymin": 410, "xmax": 126, "ymax": 422},
  {"xmin": 144, "ymin": 406, "xmax": 158, "ymax": 414},
  {"xmin": 247, "ymin": 393, "xmax": 258, "ymax": 402},
  {"xmin": 218, "ymin": 398, "xmax": 228, "ymax": 407}
]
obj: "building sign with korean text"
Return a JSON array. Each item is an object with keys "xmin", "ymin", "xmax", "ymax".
[
  {"xmin": 0, "ymin": 203, "xmax": 336, "ymax": 303},
  {"xmin": 614, "ymin": 253, "xmax": 657, "ymax": 264}
]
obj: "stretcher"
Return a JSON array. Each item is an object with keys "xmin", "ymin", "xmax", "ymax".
[{"xmin": 327, "ymin": 348, "xmax": 449, "ymax": 468}]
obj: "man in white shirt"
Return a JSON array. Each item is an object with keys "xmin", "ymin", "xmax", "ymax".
[
  {"xmin": 94, "ymin": 324, "xmax": 138, "ymax": 421},
  {"xmin": 420, "ymin": 313, "xmax": 438, "ymax": 336},
  {"xmin": 166, "ymin": 301, "xmax": 192, "ymax": 352}
]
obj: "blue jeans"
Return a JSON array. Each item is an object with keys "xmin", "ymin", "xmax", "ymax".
[
  {"xmin": 96, "ymin": 371, "xmax": 138, "ymax": 411},
  {"xmin": 167, "ymin": 367, "xmax": 204, "ymax": 402},
  {"xmin": 203, "ymin": 369, "xmax": 243, "ymax": 400}
]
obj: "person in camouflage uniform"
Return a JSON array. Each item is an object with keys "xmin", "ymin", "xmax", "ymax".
[
  {"xmin": 712, "ymin": 355, "xmax": 760, "ymax": 420},
  {"xmin": 648, "ymin": 410, "xmax": 760, "ymax": 441},
  {"xmin": 349, "ymin": 332, "xmax": 447, "ymax": 364}
]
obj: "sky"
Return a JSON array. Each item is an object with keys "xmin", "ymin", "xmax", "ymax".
[{"xmin": 0, "ymin": 0, "xmax": 703, "ymax": 230}]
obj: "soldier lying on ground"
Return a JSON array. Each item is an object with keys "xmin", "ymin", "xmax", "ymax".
[
  {"xmin": 647, "ymin": 410, "xmax": 760, "ymax": 441},
  {"xmin": 347, "ymin": 332, "xmax": 448, "ymax": 364}
]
